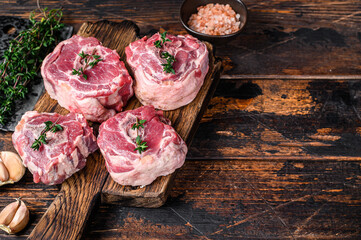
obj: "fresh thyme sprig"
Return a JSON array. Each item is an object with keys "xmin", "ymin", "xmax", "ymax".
[
  {"xmin": 132, "ymin": 118, "xmax": 148, "ymax": 154},
  {"xmin": 161, "ymin": 51, "xmax": 176, "ymax": 74},
  {"xmin": 31, "ymin": 120, "xmax": 63, "ymax": 151},
  {"xmin": 72, "ymin": 67, "xmax": 87, "ymax": 80},
  {"xmin": 72, "ymin": 50, "xmax": 102, "ymax": 80},
  {"xmin": 132, "ymin": 118, "xmax": 146, "ymax": 130},
  {"xmin": 134, "ymin": 136, "xmax": 148, "ymax": 154},
  {"xmin": 154, "ymin": 31, "xmax": 171, "ymax": 48},
  {"xmin": 153, "ymin": 31, "xmax": 176, "ymax": 74},
  {"xmin": 0, "ymin": 7, "xmax": 64, "ymax": 126}
]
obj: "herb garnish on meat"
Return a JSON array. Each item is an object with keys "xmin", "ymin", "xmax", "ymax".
[
  {"xmin": 153, "ymin": 31, "xmax": 176, "ymax": 74},
  {"xmin": 72, "ymin": 50, "xmax": 103, "ymax": 80},
  {"xmin": 134, "ymin": 136, "xmax": 148, "ymax": 154},
  {"xmin": 132, "ymin": 118, "xmax": 148, "ymax": 154},
  {"xmin": 154, "ymin": 31, "xmax": 171, "ymax": 48},
  {"xmin": 31, "ymin": 120, "xmax": 63, "ymax": 151},
  {"xmin": 161, "ymin": 51, "xmax": 176, "ymax": 74},
  {"xmin": 0, "ymin": 8, "xmax": 64, "ymax": 126}
]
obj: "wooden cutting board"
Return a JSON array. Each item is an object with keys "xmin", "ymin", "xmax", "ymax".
[{"xmin": 28, "ymin": 20, "xmax": 222, "ymax": 240}]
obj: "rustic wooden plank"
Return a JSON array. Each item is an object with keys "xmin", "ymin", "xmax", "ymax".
[
  {"xmin": 189, "ymin": 79, "xmax": 361, "ymax": 160},
  {"xmin": 1, "ymin": 0, "xmax": 361, "ymax": 77},
  {"xmin": 1, "ymin": 158, "xmax": 360, "ymax": 239},
  {"xmin": 28, "ymin": 20, "xmax": 140, "ymax": 240},
  {"xmin": 83, "ymin": 159, "xmax": 361, "ymax": 239},
  {"xmin": 4, "ymin": 0, "xmax": 361, "ymax": 29},
  {"xmin": 2, "ymin": 158, "xmax": 361, "ymax": 239}
]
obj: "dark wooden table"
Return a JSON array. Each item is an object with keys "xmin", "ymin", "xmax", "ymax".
[{"xmin": 1, "ymin": 0, "xmax": 361, "ymax": 239}]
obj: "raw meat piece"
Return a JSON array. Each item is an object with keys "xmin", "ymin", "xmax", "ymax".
[
  {"xmin": 126, "ymin": 33, "xmax": 209, "ymax": 110},
  {"xmin": 98, "ymin": 105, "xmax": 187, "ymax": 186},
  {"xmin": 42, "ymin": 35, "xmax": 133, "ymax": 122},
  {"xmin": 12, "ymin": 111, "xmax": 98, "ymax": 185}
]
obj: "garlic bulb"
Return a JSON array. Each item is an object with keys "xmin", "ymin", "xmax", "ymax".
[
  {"xmin": 0, "ymin": 198, "xmax": 29, "ymax": 234},
  {"xmin": 0, "ymin": 151, "xmax": 25, "ymax": 186}
]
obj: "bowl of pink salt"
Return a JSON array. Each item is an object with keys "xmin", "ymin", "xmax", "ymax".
[{"xmin": 180, "ymin": 0, "xmax": 247, "ymax": 43}]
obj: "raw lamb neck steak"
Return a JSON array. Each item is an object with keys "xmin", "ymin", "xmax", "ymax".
[
  {"xmin": 12, "ymin": 111, "xmax": 98, "ymax": 185},
  {"xmin": 41, "ymin": 35, "xmax": 133, "ymax": 122},
  {"xmin": 97, "ymin": 105, "xmax": 187, "ymax": 186},
  {"xmin": 126, "ymin": 32, "xmax": 209, "ymax": 110}
]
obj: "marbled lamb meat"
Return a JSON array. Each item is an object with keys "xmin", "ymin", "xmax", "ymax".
[
  {"xmin": 42, "ymin": 35, "xmax": 133, "ymax": 122},
  {"xmin": 125, "ymin": 33, "xmax": 208, "ymax": 110},
  {"xmin": 97, "ymin": 105, "xmax": 187, "ymax": 186},
  {"xmin": 12, "ymin": 111, "xmax": 98, "ymax": 185}
]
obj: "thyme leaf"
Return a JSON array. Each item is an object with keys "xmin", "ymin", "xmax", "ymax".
[
  {"xmin": 71, "ymin": 50, "xmax": 103, "ymax": 80},
  {"xmin": 153, "ymin": 31, "xmax": 176, "ymax": 74},
  {"xmin": 132, "ymin": 118, "xmax": 148, "ymax": 154},
  {"xmin": 134, "ymin": 139, "xmax": 148, "ymax": 154},
  {"xmin": 31, "ymin": 120, "xmax": 63, "ymax": 151},
  {"xmin": 161, "ymin": 51, "xmax": 176, "ymax": 74},
  {"xmin": 154, "ymin": 31, "xmax": 171, "ymax": 48}
]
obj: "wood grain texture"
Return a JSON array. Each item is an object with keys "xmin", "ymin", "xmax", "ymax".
[
  {"xmin": 28, "ymin": 20, "xmax": 141, "ymax": 240},
  {"xmin": 1, "ymin": 0, "xmax": 361, "ymax": 77},
  {"xmin": 83, "ymin": 159, "xmax": 361, "ymax": 239},
  {"xmin": 1, "ymin": 158, "xmax": 360, "ymax": 239},
  {"xmin": 190, "ymin": 79, "xmax": 361, "ymax": 160}
]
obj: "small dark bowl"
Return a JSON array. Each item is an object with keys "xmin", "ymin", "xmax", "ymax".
[{"xmin": 180, "ymin": 0, "xmax": 247, "ymax": 43}]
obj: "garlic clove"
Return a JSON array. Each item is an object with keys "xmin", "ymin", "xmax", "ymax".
[
  {"xmin": 8, "ymin": 200, "xmax": 29, "ymax": 234},
  {"xmin": 0, "ymin": 200, "xmax": 20, "ymax": 226},
  {"xmin": 0, "ymin": 151, "xmax": 25, "ymax": 185},
  {"xmin": 0, "ymin": 198, "xmax": 29, "ymax": 234},
  {"xmin": 0, "ymin": 161, "xmax": 9, "ymax": 182}
]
